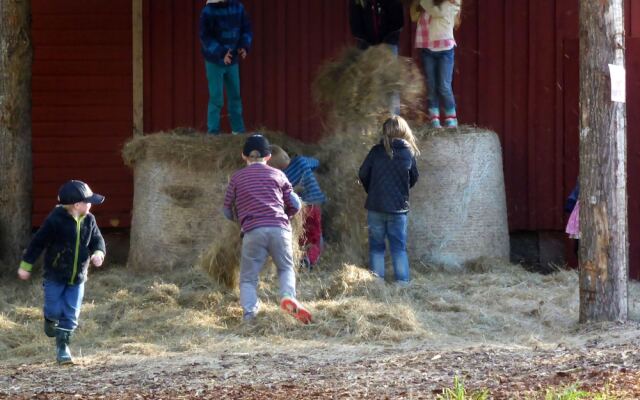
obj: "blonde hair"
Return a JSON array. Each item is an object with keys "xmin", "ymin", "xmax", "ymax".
[
  {"xmin": 267, "ymin": 145, "xmax": 290, "ymax": 170},
  {"xmin": 382, "ymin": 116, "xmax": 421, "ymax": 158}
]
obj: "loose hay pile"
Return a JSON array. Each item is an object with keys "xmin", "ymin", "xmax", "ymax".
[
  {"xmin": 312, "ymin": 130, "xmax": 377, "ymax": 264},
  {"xmin": 313, "ymin": 45, "xmax": 425, "ymax": 131},
  {"xmin": 198, "ymin": 207, "xmax": 308, "ymax": 289},
  {"xmin": 122, "ymin": 130, "xmax": 307, "ymax": 272},
  {"xmin": 2, "ymin": 261, "xmax": 639, "ymax": 364}
]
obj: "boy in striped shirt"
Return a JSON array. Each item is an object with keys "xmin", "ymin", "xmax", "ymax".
[
  {"xmin": 223, "ymin": 134, "xmax": 312, "ymax": 324},
  {"xmin": 268, "ymin": 145, "xmax": 326, "ymax": 269}
]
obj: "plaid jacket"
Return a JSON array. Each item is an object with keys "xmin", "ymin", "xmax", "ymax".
[{"xmin": 199, "ymin": 0, "xmax": 252, "ymax": 65}]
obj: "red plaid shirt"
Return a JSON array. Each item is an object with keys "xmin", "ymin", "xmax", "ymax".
[{"xmin": 415, "ymin": 13, "xmax": 456, "ymax": 51}]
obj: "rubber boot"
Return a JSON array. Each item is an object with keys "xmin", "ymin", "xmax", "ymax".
[
  {"xmin": 443, "ymin": 108, "xmax": 458, "ymax": 127},
  {"xmin": 44, "ymin": 318, "xmax": 57, "ymax": 338},
  {"xmin": 428, "ymin": 108, "xmax": 441, "ymax": 128},
  {"xmin": 55, "ymin": 328, "xmax": 73, "ymax": 365}
]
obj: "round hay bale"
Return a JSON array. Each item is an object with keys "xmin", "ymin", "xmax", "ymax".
[
  {"xmin": 409, "ymin": 126, "xmax": 510, "ymax": 268},
  {"xmin": 122, "ymin": 130, "xmax": 307, "ymax": 271}
]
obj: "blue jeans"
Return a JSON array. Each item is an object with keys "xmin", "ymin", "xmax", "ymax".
[
  {"xmin": 367, "ymin": 211, "xmax": 410, "ymax": 283},
  {"xmin": 421, "ymin": 48, "xmax": 456, "ymax": 112},
  {"xmin": 204, "ymin": 61, "xmax": 245, "ymax": 134},
  {"xmin": 43, "ymin": 280, "xmax": 85, "ymax": 331}
]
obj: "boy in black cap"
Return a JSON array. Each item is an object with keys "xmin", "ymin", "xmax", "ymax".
[
  {"xmin": 17, "ymin": 180, "xmax": 106, "ymax": 364},
  {"xmin": 223, "ymin": 134, "xmax": 313, "ymax": 324}
]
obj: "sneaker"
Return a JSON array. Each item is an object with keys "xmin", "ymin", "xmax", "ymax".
[
  {"xmin": 280, "ymin": 297, "xmax": 312, "ymax": 324},
  {"xmin": 242, "ymin": 312, "xmax": 257, "ymax": 324}
]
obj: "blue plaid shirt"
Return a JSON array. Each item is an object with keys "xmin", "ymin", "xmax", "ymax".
[
  {"xmin": 284, "ymin": 156, "xmax": 326, "ymax": 205},
  {"xmin": 199, "ymin": 0, "xmax": 252, "ymax": 65}
]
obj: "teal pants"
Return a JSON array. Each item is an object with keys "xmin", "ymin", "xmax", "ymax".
[{"xmin": 205, "ymin": 61, "xmax": 245, "ymax": 134}]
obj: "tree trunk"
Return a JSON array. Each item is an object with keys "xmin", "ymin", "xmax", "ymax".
[
  {"xmin": 578, "ymin": 1, "xmax": 628, "ymax": 322},
  {"xmin": 0, "ymin": 0, "xmax": 32, "ymax": 272}
]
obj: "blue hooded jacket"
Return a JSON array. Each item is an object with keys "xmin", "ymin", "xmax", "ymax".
[
  {"xmin": 199, "ymin": 0, "xmax": 253, "ymax": 65},
  {"xmin": 358, "ymin": 139, "xmax": 419, "ymax": 213}
]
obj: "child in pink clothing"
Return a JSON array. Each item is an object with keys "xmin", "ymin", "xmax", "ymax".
[{"xmin": 565, "ymin": 201, "xmax": 580, "ymax": 239}]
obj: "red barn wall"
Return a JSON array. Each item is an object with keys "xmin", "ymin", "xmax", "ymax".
[
  {"xmin": 31, "ymin": 0, "xmax": 133, "ymax": 228},
  {"xmin": 31, "ymin": 0, "xmax": 640, "ymax": 278}
]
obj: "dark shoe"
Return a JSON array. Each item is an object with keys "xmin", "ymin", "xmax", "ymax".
[
  {"xmin": 300, "ymin": 256, "xmax": 312, "ymax": 271},
  {"xmin": 44, "ymin": 318, "xmax": 57, "ymax": 338},
  {"xmin": 55, "ymin": 328, "xmax": 73, "ymax": 365}
]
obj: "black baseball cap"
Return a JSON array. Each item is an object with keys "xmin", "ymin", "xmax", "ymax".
[
  {"xmin": 57, "ymin": 180, "xmax": 105, "ymax": 205},
  {"xmin": 243, "ymin": 134, "xmax": 271, "ymax": 157}
]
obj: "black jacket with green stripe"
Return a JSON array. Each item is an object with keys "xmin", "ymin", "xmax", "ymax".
[{"xmin": 20, "ymin": 206, "xmax": 106, "ymax": 285}]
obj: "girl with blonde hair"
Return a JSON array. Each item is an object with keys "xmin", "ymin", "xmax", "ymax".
[{"xmin": 358, "ymin": 116, "xmax": 420, "ymax": 285}]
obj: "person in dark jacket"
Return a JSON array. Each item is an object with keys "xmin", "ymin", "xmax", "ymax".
[
  {"xmin": 349, "ymin": 0, "xmax": 405, "ymax": 50},
  {"xmin": 358, "ymin": 116, "xmax": 420, "ymax": 285},
  {"xmin": 199, "ymin": 0, "xmax": 252, "ymax": 134},
  {"xmin": 17, "ymin": 180, "xmax": 106, "ymax": 365}
]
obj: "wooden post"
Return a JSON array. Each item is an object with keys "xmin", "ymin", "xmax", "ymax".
[
  {"xmin": 0, "ymin": 0, "xmax": 33, "ymax": 271},
  {"xmin": 133, "ymin": 0, "xmax": 144, "ymax": 136},
  {"xmin": 578, "ymin": 1, "xmax": 628, "ymax": 322}
]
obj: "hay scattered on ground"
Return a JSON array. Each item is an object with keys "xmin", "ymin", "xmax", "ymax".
[
  {"xmin": 2, "ymin": 259, "xmax": 639, "ymax": 364},
  {"xmin": 313, "ymin": 46, "xmax": 425, "ymax": 131}
]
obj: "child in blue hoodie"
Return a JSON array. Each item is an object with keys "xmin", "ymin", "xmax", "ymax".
[
  {"xmin": 268, "ymin": 145, "xmax": 327, "ymax": 269},
  {"xmin": 199, "ymin": 0, "xmax": 253, "ymax": 134},
  {"xmin": 358, "ymin": 116, "xmax": 420, "ymax": 285},
  {"xmin": 17, "ymin": 180, "xmax": 106, "ymax": 365}
]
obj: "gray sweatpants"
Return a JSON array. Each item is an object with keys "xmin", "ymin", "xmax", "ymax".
[{"xmin": 239, "ymin": 226, "xmax": 296, "ymax": 318}]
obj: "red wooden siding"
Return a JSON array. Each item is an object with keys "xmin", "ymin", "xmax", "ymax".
[
  {"xmin": 30, "ymin": 0, "xmax": 640, "ymax": 278},
  {"xmin": 31, "ymin": 0, "xmax": 134, "ymax": 227}
]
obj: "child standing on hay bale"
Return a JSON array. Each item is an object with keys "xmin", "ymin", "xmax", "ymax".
[
  {"xmin": 411, "ymin": 0, "xmax": 461, "ymax": 128},
  {"xmin": 199, "ymin": 0, "xmax": 252, "ymax": 135},
  {"xmin": 269, "ymin": 145, "xmax": 326, "ymax": 270},
  {"xmin": 358, "ymin": 116, "xmax": 420, "ymax": 286},
  {"xmin": 17, "ymin": 180, "xmax": 106, "ymax": 365},
  {"xmin": 223, "ymin": 134, "xmax": 312, "ymax": 324}
]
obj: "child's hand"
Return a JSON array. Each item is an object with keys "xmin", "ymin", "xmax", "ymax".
[
  {"xmin": 238, "ymin": 48, "xmax": 247, "ymax": 59},
  {"xmin": 91, "ymin": 253, "xmax": 105, "ymax": 267},
  {"xmin": 17, "ymin": 268, "xmax": 31, "ymax": 280},
  {"xmin": 224, "ymin": 49, "xmax": 233, "ymax": 65}
]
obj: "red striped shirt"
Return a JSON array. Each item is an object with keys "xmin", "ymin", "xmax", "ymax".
[{"xmin": 223, "ymin": 162, "xmax": 296, "ymax": 233}]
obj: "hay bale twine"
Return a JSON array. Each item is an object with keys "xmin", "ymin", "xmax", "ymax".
[
  {"xmin": 409, "ymin": 127, "xmax": 510, "ymax": 268},
  {"xmin": 122, "ymin": 130, "xmax": 306, "ymax": 270}
]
